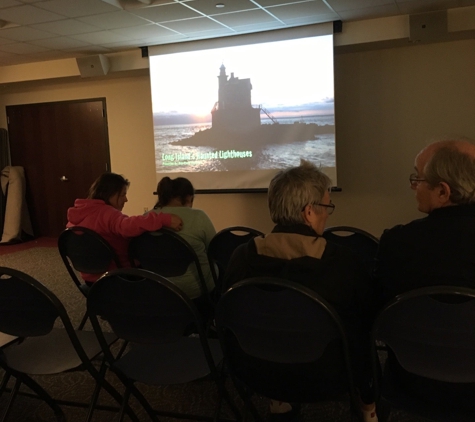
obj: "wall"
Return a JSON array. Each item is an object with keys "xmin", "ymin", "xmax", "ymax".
[
  {"xmin": 0, "ymin": 70, "xmax": 275, "ymax": 233},
  {"xmin": 332, "ymin": 37, "xmax": 475, "ymax": 235},
  {"xmin": 0, "ymin": 34, "xmax": 474, "ymax": 237}
]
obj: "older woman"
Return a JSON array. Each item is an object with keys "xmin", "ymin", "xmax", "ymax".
[
  {"xmin": 149, "ymin": 176, "xmax": 216, "ymax": 301},
  {"xmin": 224, "ymin": 160, "xmax": 377, "ymax": 422},
  {"xmin": 67, "ymin": 172, "xmax": 182, "ymax": 282}
]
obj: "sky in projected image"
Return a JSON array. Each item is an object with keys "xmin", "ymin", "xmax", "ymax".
[
  {"xmin": 149, "ymin": 33, "xmax": 336, "ymax": 190},
  {"xmin": 150, "ymin": 35, "xmax": 334, "ymax": 120}
]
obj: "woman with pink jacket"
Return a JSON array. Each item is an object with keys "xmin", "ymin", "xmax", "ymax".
[{"xmin": 67, "ymin": 172, "xmax": 182, "ymax": 282}]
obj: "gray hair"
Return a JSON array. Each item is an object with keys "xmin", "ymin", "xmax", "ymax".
[
  {"xmin": 268, "ymin": 160, "xmax": 332, "ymax": 225},
  {"xmin": 424, "ymin": 145, "xmax": 475, "ymax": 204}
]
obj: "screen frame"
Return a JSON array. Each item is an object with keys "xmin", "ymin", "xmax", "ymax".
[{"xmin": 148, "ymin": 22, "xmax": 337, "ymax": 194}]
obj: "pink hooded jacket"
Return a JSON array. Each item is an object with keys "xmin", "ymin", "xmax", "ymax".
[{"xmin": 67, "ymin": 199, "xmax": 172, "ymax": 281}]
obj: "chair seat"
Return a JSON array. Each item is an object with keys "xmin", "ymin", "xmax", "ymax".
[
  {"xmin": 2, "ymin": 328, "xmax": 117, "ymax": 374},
  {"xmin": 114, "ymin": 337, "xmax": 223, "ymax": 385}
]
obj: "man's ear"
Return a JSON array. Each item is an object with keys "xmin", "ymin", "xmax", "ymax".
[
  {"xmin": 437, "ymin": 182, "xmax": 452, "ymax": 205},
  {"xmin": 302, "ymin": 204, "xmax": 314, "ymax": 224}
]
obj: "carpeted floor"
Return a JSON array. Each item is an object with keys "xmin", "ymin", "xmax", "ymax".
[{"xmin": 0, "ymin": 242, "xmax": 462, "ymax": 422}]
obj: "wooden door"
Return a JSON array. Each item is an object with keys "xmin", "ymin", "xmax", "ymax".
[{"xmin": 7, "ymin": 99, "xmax": 110, "ymax": 237}]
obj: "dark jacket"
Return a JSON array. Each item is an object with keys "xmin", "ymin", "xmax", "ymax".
[
  {"xmin": 224, "ymin": 224, "xmax": 375, "ymax": 353},
  {"xmin": 375, "ymin": 203, "xmax": 475, "ymax": 304}
]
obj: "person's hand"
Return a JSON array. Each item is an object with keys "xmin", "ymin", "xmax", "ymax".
[{"xmin": 169, "ymin": 214, "xmax": 183, "ymax": 231}]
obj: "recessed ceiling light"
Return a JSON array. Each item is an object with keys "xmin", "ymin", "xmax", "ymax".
[{"xmin": 216, "ymin": 3, "xmax": 225, "ymax": 8}]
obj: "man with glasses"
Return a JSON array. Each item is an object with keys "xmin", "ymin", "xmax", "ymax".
[
  {"xmin": 375, "ymin": 137, "xmax": 475, "ymax": 411},
  {"xmin": 376, "ymin": 137, "xmax": 475, "ymax": 301},
  {"xmin": 224, "ymin": 160, "xmax": 377, "ymax": 422}
]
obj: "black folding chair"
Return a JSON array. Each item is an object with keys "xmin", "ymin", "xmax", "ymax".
[
  {"xmin": 129, "ymin": 228, "xmax": 214, "ymax": 315},
  {"xmin": 58, "ymin": 226, "xmax": 122, "ymax": 329},
  {"xmin": 0, "ymin": 266, "xmax": 137, "ymax": 422},
  {"xmin": 323, "ymin": 226, "xmax": 379, "ymax": 275},
  {"xmin": 371, "ymin": 286, "xmax": 475, "ymax": 422},
  {"xmin": 87, "ymin": 268, "xmax": 241, "ymax": 422},
  {"xmin": 207, "ymin": 226, "xmax": 263, "ymax": 298},
  {"xmin": 215, "ymin": 277, "xmax": 363, "ymax": 422},
  {"xmin": 0, "ymin": 333, "xmax": 17, "ymax": 402}
]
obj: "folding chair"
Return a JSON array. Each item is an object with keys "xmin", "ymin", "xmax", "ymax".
[
  {"xmin": 323, "ymin": 226, "xmax": 379, "ymax": 275},
  {"xmin": 371, "ymin": 285, "xmax": 475, "ymax": 422},
  {"xmin": 58, "ymin": 226, "xmax": 122, "ymax": 329},
  {"xmin": 215, "ymin": 276, "xmax": 363, "ymax": 422},
  {"xmin": 87, "ymin": 268, "xmax": 241, "ymax": 422},
  {"xmin": 0, "ymin": 266, "xmax": 137, "ymax": 422},
  {"xmin": 207, "ymin": 226, "xmax": 263, "ymax": 298},
  {"xmin": 129, "ymin": 228, "xmax": 214, "ymax": 316}
]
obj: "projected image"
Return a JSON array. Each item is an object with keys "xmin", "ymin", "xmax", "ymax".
[{"xmin": 150, "ymin": 33, "xmax": 335, "ymax": 189}]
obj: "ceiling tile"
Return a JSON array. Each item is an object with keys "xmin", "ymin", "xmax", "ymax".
[
  {"xmin": 0, "ymin": 1, "xmax": 22, "ymax": 8},
  {"xmin": 161, "ymin": 15, "xmax": 231, "ymax": 32},
  {"xmin": 212, "ymin": 9, "xmax": 281, "ymax": 27},
  {"xmin": 70, "ymin": 30, "xmax": 130, "ymax": 44},
  {"xmin": 267, "ymin": 2, "xmax": 340, "ymax": 22},
  {"xmin": 30, "ymin": 36, "xmax": 91, "ymax": 49},
  {"xmin": 255, "ymin": 0, "xmax": 322, "ymax": 6},
  {"xmin": 111, "ymin": 23, "xmax": 181, "ymax": 38},
  {"xmin": 0, "ymin": 37, "xmax": 15, "ymax": 45},
  {"xmin": 35, "ymin": 0, "xmax": 119, "ymax": 17},
  {"xmin": 31, "ymin": 19, "xmax": 103, "ymax": 35},
  {"xmin": 0, "ymin": 0, "xmax": 473, "ymax": 68},
  {"xmin": 130, "ymin": 2, "xmax": 202, "ymax": 22},
  {"xmin": 77, "ymin": 10, "xmax": 150, "ymax": 29},
  {"xmin": 0, "ymin": 4, "xmax": 65, "ymax": 25},
  {"xmin": 71, "ymin": 45, "xmax": 113, "ymax": 55},
  {"xmin": 0, "ymin": 25, "xmax": 55, "ymax": 41},
  {"xmin": 184, "ymin": 0, "xmax": 258, "ymax": 15}
]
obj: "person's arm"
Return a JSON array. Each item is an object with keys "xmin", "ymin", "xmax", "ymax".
[{"xmin": 108, "ymin": 210, "xmax": 182, "ymax": 238}]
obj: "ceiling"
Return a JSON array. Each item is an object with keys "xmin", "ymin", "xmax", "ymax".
[{"xmin": 1, "ymin": 0, "xmax": 475, "ymax": 67}]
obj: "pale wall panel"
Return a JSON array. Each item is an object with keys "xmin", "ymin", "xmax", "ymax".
[{"xmin": 0, "ymin": 38, "xmax": 474, "ymax": 236}]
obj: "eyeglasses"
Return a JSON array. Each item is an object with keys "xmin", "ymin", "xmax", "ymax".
[
  {"xmin": 317, "ymin": 201, "xmax": 335, "ymax": 215},
  {"xmin": 409, "ymin": 173, "xmax": 426, "ymax": 187},
  {"xmin": 302, "ymin": 201, "xmax": 335, "ymax": 215}
]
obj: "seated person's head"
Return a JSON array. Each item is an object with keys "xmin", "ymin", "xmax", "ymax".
[
  {"xmin": 156, "ymin": 177, "xmax": 194, "ymax": 208},
  {"xmin": 412, "ymin": 138, "xmax": 475, "ymax": 213},
  {"xmin": 88, "ymin": 173, "xmax": 129, "ymax": 211},
  {"xmin": 268, "ymin": 160, "xmax": 333, "ymax": 235}
]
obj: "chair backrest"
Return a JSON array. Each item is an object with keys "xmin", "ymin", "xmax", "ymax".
[
  {"xmin": 58, "ymin": 226, "xmax": 121, "ymax": 292},
  {"xmin": 371, "ymin": 286, "xmax": 475, "ymax": 384},
  {"xmin": 208, "ymin": 226, "xmax": 263, "ymax": 273},
  {"xmin": 87, "ymin": 268, "xmax": 209, "ymax": 347},
  {"xmin": 323, "ymin": 226, "xmax": 379, "ymax": 273},
  {"xmin": 215, "ymin": 276, "xmax": 358, "ymax": 403},
  {"xmin": 207, "ymin": 226, "xmax": 263, "ymax": 294},
  {"xmin": 0, "ymin": 266, "xmax": 84, "ymax": 356},
  {"xmin": 128, "ymin": 229, "xmax": 209, "ymax": 301}
]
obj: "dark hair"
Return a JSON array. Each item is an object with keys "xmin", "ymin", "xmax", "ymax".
[
  {"xmin": 88, "ymin": 172, "xmax": 130, "ymax": 204},
  {"xmin": 155, "ymin": 177, "xmax": 194, "ymax": 208}
]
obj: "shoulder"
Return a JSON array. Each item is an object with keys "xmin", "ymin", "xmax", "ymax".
[
  {"xmin": 380, "ymin": 217, "xmax": 427, "ymax": 243},
  {"xmin": 186, "ymin": 207, "xmax": 212, "ymax": 221}
]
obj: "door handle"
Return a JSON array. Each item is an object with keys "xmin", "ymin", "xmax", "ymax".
[{"xmin": 60, "ymin": 176, "xmax": 69, "ymax": 182}]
